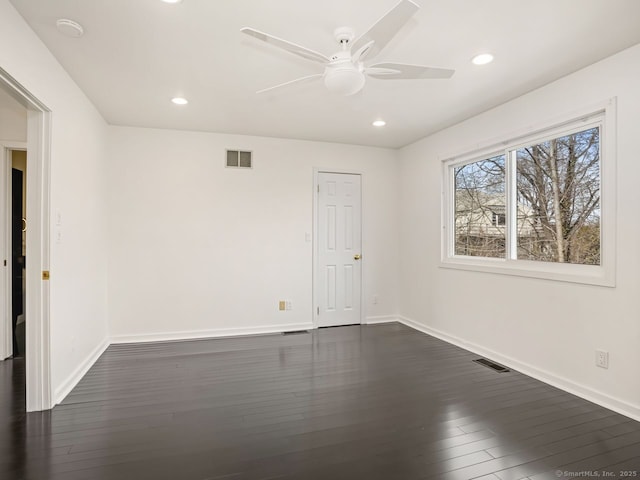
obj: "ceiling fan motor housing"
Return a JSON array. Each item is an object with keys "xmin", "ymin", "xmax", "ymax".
[{"xmin": 334, "ymin": 27, "xmax": 356, "ymax": 45}]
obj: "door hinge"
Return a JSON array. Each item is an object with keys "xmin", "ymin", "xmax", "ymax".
[
  {"xmin": 3, "ymin": 259, "xmax": 6, "ymax": 266},
  {"xmin": 317, "ymin": 185, "xmax": 319, "ymax": 193},
  {"xmin": 317, "ymin": 306, "xmax": 319, "ymax": 315}
]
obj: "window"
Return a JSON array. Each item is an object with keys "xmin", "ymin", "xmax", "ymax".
[
  {"xmin": 442, "ymin": 100, "xmax": 615, "ymax": 286},
  {"xmin": 454, "ymin": 155, "xmax": 506, "ymax": 258},
  {"xmin": 515, "ymin": 127, "xmax": 600, "ymax": 265}
]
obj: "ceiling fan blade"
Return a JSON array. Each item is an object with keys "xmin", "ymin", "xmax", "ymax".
[
  {"xmin": 350, "ymin": 0, "xmax": 419, "ymax": 63},
  {"xmin": 365, "ymin": 67, "xmax": 402, "ymax": 75},
  {"xmin": 351, "ymin": 40, "xmax": 375, "ymax": 63},
  {"xmin": 366, "ymin": 62, "xmax": 455, "ymax": 79},
  {"xmin": 256, "ymin": 74, "xmax": 323, "ymax": 94},
  {"xmin": 241, "ymin": 27, "xmax": 330, "ymax": 64}
]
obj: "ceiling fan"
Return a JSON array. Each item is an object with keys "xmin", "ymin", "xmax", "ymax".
[{"xmin": 241, "ymin": 0, "xmax": 454, "ymax": 96}]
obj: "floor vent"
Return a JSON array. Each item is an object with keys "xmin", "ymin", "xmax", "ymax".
[
  {"xmin": 473, "ymin": 358, "xmax": 510, "ymax": 373},
  {"xmin": 282, "ymin": 330, "xmax": 309, "ymax": 336},
  {"xmin": 318, "ymin": 324, "xmax": 360, "ymax": 329}
]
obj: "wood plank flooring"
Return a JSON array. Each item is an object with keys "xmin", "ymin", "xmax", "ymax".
[{"xmin": 1, "ymin": 323, "xmax": 639, "ymax": 479}]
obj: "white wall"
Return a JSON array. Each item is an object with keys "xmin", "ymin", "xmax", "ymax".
[
  {"xmin": 0, "ymin": 87, "xmax": 27, "ymax": 141},
  {"xmin": 398, "ymin": 44, "xmax": 640, "ymax": 419},
  {"xmin": 0, "ymin": 0, "xmax": 110, "ymax": 402},
  {"xmin": 107, "ymin": 127, "xmax": 399, "ymax": 341}
]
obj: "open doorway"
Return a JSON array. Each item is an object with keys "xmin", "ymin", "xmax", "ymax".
[
  {"xmin": 1, "ymin": 86, "xmax": 27, "ymax": 364},
  {"xmin": 0, "ymin": 66, "xmax": 52, "ymax": 412},
  {"xmin": 11, "ymin": 150, "xmax": 27, "ymax": 358}
]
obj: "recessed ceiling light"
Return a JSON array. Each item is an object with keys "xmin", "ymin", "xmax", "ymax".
[
  {"xmin": 56, "ymin": 19, "xmax": 84, "ymax": 38},
  {"xmin": 171, "ymin": 97, "xmax": 188, "ymax": 105},
  {"xmin": 471, "ymin": 53, "xmax": 494, "ymax": 65},
  {"xmin": 161, "ymin": 0, "xmax": 183, "ymax": 3},
  {"xmin": 372, "ymin": 120, "xmax": 386, "ymax": 127}
]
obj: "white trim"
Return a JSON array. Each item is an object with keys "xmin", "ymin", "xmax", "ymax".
[
  {"xmin": 0, "ymin": 140, "xmax": 28, "ymax": 149},
  {"xmin": 25, "ymin": 108, "xmax": 52, "ymax": 412},
  {"xmin": 0, "ymin": 68, "xmax": 53, "ymax": 411},
  {"xmin": 440, "ymin": 98, "xmax": 616, "ymax": 287},
  {"xmin": 110, "ymin": 323, "xmax": 315, "ymax": 344},
  {"xmin": 364, "ymin": 315, "xmax": 399, "ymax": 325},
  {"xmin": 54, "ymin": 338, "xmax": 109, "ymax": 405},
  {"xmin": 312, "ymin": 168, "xmax": 364, "ymax": 329},
  {"xmin": 397, "ymin": 315, "xmax": 640, "ymax": 422}
]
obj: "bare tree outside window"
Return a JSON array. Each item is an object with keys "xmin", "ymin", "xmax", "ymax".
[
  {"xmin": 452, "ymin": 127, "xmax": 600, "ymax": 265},
  {"xmin": 454, "ymin": 155, "xmax": 506, "ymax": 258},
  {"xmin": 516, "ymin": 127, "xmax": 600, "ymax": 265}
]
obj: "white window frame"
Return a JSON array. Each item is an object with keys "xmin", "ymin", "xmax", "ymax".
[{"xmin": 441, "ymin": 99, "xmax": 616, "ymax": 287}]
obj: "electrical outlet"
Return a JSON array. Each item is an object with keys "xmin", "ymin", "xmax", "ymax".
[
  {"xmin": 595, "ymin": 350, "xmax": 609, "ymax": 369},
  {"xmin": 285, "ymin": 300, "xmax": 292, "ymax": 311},
  {"xmin": 278, "ymin": 301, "xmax": 285, "ymax": 311}
]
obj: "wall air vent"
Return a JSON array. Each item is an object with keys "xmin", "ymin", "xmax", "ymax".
[
  {"xmin": 226, "ymin": 150, "xmax": 252, "ymax": 168},
  {"xmin": 473, "ymin": 358, "xmax": 510, "ymax": 373}
]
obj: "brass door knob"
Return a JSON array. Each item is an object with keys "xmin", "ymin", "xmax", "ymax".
[{"xmin": 354, "ymin": 254, "xmax": 361, "ymax": 260}]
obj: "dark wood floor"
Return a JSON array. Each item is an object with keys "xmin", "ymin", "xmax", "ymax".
[{"xmin": 1, "ymin": 323, "xmax": 639, "ymax": 480}]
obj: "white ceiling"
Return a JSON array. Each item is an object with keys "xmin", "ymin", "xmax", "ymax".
[{"xmin": 9, "ymin": 0, "xmax": 640, "ymax": 148}]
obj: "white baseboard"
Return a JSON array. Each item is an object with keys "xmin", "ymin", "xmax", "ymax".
[
  {"xmin": 365, "ymin": 315, "xmax": 399, "ymax": 325},
  {"xmin": 54, "ymin": 338, "xmax": 109, "ymax": 405},
  {"xmin": 110, "ymin": 323, "xmax": 315, "ymax": 344},
  {"xmin": 397, "ymin": 315, "xmax": 640, "ymax": 422}
]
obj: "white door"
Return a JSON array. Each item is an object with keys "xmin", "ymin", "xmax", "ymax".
[{"xmin": 316, "ymin": 172, "xmax": 362, "ymax": 327}]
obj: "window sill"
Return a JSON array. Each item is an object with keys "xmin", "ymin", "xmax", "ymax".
[{"xmin": 439, "ymin": 256, "xmax": 615, "ymax": 287}]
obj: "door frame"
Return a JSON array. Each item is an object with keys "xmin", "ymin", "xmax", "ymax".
[
  {"xmin": 312, "ymin": 168, "xmax": 364, "ymax": 329},
  {"xmin": 0, "ymin": 66, "xmax": 52, "ymax": 412}
]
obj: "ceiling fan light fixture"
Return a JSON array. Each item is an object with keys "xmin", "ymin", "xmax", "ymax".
[
  {"xmin": 471, "ymin": 53, "xmax": 494, "ymax": 65},
  {"xmin": 324, "ymin": 68, "xmax": 365, "ymax": 96}
]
